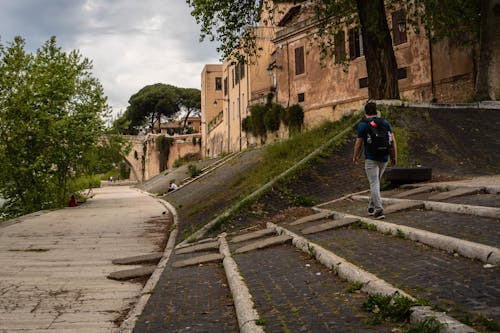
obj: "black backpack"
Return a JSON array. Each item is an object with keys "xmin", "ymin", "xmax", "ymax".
[{"xmin": 364, "ymin": 118, "xmax": 391, "ymax": 157}]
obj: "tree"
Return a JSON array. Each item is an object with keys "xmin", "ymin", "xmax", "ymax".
[
  {"xmin": 124, "ymin": 83, "xmax": 180, "ymax": 133},
  {"xmin": 115, "ymin": 84, "xmax": 201, "ymax": 134},
  {"xmin": 178, "ymin": 88, "xmax": 201, "ymax": 129},
  {"xmin": 187, "ymin": 0, "xmax": 400, "ymax": 99},
  {"xmin": 0, "ymin": 36, "xmax": 110, "ymax": 216}
]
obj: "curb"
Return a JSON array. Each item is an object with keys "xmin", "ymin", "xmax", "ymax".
[
  {"xmin": 219, "ymin": 236, "xmax": 264, "ymax": 333},
  {"xmin": 118, "ymin": 196, "xmax": 178, "ymax": 333},
  {"xmin": 268, "ymin": 222, "xmax": 477, "ymax": 333},
  {"xmin": 313, "ymin": 207, "xmax": 500, "ymax": 265}
]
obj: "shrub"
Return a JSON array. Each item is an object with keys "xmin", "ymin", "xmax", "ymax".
[
  {"xmin": 249, "ymin": 104, "xmax": 267, "ymax": 137},
  {"xmin": 264, "ymin": 103, "xmax": 283, "ymax": 132},
  {"xmin": 283, "ymin": 104, "xmax": 304, "ymax": 133},
  {"xmin": 188, "ymin": 164, "xmax": 202, "ymax": 178}
]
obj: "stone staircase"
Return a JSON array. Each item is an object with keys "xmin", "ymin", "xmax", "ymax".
[{"xmin": 131, "ymin": 184, "xmax": 499, "ymax": 333}]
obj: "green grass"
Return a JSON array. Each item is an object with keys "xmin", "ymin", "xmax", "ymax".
[
  {"xmin": 403, "ymin": 317, "xmax": 443, "ymax": 333},
  {"xmin": 362, "ymin": 293, "xmax": 419, "ymax": 325},
  {"xmin": 188, "ymin": 114, "xmax": 360, "ymax": 239}
]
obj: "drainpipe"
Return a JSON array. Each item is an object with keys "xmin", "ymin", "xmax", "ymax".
[
  {"xmin": 428, "ymin": 38, "xmax": 436, "ymax": 102},
  {"xmin": 286, "ymin": 41, "xmax": 291, "ymax": 107},
  {"xmin": 238, "ymin": 81, "xmax": 242, "ymax": 151}
]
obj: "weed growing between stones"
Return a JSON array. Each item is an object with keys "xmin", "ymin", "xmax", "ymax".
[
  {"xmin": 403, "ymin": 317, "xmax": 443, "ymax": 333},
  {"xmin": 362, "ymin": 293, "xmax": 418, "ymax": 325},
  {"xmin": 346, "ymin": 281, "xmax": 364, "ymax": 293},
  {"xmin": 255, "ymin": 317, "xmax": 267, "ymax": 326}
]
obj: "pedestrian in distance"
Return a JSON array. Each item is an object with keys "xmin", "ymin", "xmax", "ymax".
[
  {"xmin": 352, "ymin": 102, "xmax": 397, "ymax": 219},
  {"xmin": 69, "ymin": 194, "xmax": 77, "ymax": 207},
  {"xmin": 168, "ymin": 180, "xmax": 178, "ymax": 192}
]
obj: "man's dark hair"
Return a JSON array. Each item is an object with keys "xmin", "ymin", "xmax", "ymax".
[{"xmin": 364, "ymin": 102, "xmax": 377, "ymax": 115}]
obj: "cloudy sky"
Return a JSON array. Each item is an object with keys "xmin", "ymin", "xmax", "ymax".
[{"xmin": 0, "ymin": 0, "xmax": 220, "ymax": 119}]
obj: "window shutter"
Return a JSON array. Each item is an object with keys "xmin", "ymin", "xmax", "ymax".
[
  {"xmin": 334, "ymin": 31, "xmax": 346, "ymax": 63},
  {"xmin": 392, "ymin": 9, "xmax": 407, "ymax": 45},
  {"xmin": 348, "ymin": 28, "xmax": 357, "ymax": 59},
  {"xmin": 295, "ymin": 46, "xmax": 305, "ymax": 75}
]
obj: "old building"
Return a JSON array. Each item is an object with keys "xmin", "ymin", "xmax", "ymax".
[
  {"xmin": 272, "ymin": 3, "xmax": 476, "ymax": 127},
  {"xmin": 201, "ymin": 2, "xmax": 487, "ymax": 157}
]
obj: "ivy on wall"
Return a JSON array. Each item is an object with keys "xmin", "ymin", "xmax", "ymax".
[
  {"xmin": 157, "ymin": 136, "xmax": 174, "ymax": 172},
  {"xmin": 242, "ymin": 102, "xmax": 304, "ymax": 139}
]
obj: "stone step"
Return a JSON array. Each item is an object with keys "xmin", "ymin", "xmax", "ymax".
[
  {"xmin": 392, "ymin": 186, "xmax": 433, "ymax": 198},
  {"xmin": 175, "ymin": 241, "xmax": 220, "ymax": 254},
  {"xmin": 428, "ymin": 187, "xmax": 479, "ymax": 201},
  {"xmin": 301, "ymin": 217, "xmax": 358, "ymax": 235},
  {"xmin": 107, "ymin": 266, "xmax": 156, "ymax": 281},
  {"xmin": 230, "ymin": 228, "xmax": 275, "ymax": 243},
  {"xmin": 289, "ymin": 211, "xmax": 334, "ymax": 226},
  {"xmin": 171, "ymin": 253, "xmax": 224, "ymax": 268},
  {"xmin": 234, "ymin": 235, "xmax": 292, "ymax": 254},
  {"xmin": 383, "ymin": 201, "xmax": 424, "ymax": 215},
  {"xmin": 112, "ymin": 253, "xmax": 163, "ymax": 265}
]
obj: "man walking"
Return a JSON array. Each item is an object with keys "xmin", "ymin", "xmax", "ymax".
[{"xmin": 353, "ymin": 102, "xmax": 397, "ymax": 219}]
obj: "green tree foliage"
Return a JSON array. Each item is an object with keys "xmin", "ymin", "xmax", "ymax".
[
  {"xmin": 187, "ymin": 0, "xmax": 400, "ymax": 99},
  {"xmin": 187, "ymin": 0, "xmax": 493, "ymax": 100},
  {"xmin": 179, "ymin": 88, "xmax": 201, "ymax": 128},
  {"xmin": 0, "ymin": 36, "xmax": 111, "ymax": 217},
  {"xmin": 116, "ymin": 84, "xmax": 201, "ymax": 134}
]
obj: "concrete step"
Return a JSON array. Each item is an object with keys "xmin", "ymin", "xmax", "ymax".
[
  {"xmin": 428, "ymin": 187, "xmax": 479, "ymax": 201},
  {"xmin": 391, "ymin": 186, "xmax": 433, "ymax": 198},
  {"xmin": 234, "ymin": 235, "xmax": 292, "ymax": 254},
  {"xmin": 230, "ymin": 228, "xmax": 275, "ymax": 243},
  {"xmin": 112, "ymin": 253, "xmax": 163, "ymax": 265},
  {"xmin": 107, "ymin": 266, "xmax": 156, "ymax": 281},
  {"xmin": 171, "ymin": 253, "xmax": 224, "ymax": 268},
  {"xmin": 175, "ymin": 241, "xmax": 220, "ymax": 254},
  {"xmin": 301, "ymin": 217, "xmax": 358, "ymax": 235},
  {"xmin": 268, "ymin": 222, "xmax": 481, "ymax": 333},
  {"xmin": 383, "ymin": 201, "xmax": 424, "ymax": 215},
  {"xmin": 289, "ymin": 211, "xmax": 334, "ymax": 226}
]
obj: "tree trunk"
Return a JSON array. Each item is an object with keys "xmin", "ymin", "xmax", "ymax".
[
  {"xmin": 475, "ymin": 0, "xmax": 498, "ymax": 100},
  {"xmin": 356, "ymin": 0, "xmax": 400, "ymax": 100}
]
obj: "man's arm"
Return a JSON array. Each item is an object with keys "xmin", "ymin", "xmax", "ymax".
[
  {"xmin": 390, "ymin": 133, "xmax": 397, "ymax": 166},
  {"xmin": 353, "ymin": 138, "xmax": 363, "ymax": 164}
]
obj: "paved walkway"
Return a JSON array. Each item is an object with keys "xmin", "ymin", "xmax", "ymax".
[{"xmin": 0, "ymin": 186, "xmax": 167, "ymax": 333}]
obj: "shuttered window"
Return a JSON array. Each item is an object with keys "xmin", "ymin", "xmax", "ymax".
[
  {"xmin": 334, "ymin": 31, "xmax": 346, "ymax": 63},
  {"xmin": 392, "ymin": 9, "xmax": 407, "ymax": 45},
  {"xmin": 294, "ymin": 46, "xmax": 305, "ymax": 75},
  {"xmin": 348, "ymin": 27, "xmax": 364, "ymax": 59}
]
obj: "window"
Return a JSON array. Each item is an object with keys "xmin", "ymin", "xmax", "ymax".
[
  {"xmin": 215, "ymin": 77, "xmax": 222, "ymax": 91},
  {"xmin": 223, "ymin": 77, "xmax": 228, "ymax": 96},
  {"xmin": 397, "ymin": 67, "xmax": 408, "ymax": 80},
  {"xmin": 359, "ymin": 77, "xmax": 368, "ymax": 89},
  {"xmin": 349, "ymin": 27, "xmax": 364, "ymax": 59},
  {"xmin": 334, "ymin": 31, "xmax": 346, "ymax": 63},
  {"xmin": 239, "ymin": 63, "xmax": 245, "ymax": 80},
  {"xmin": 294, "ymin": 46, "xmax": 305, "ymax": 75},
  {"xmin": 392, "ymin": 9, "xmax": 407, "ymax": 45},
  {"xmin": 234, "ymin": 65, "xmax": 240, "ymax": 84},
  {"xmin": 298, "ymin": 93, "xmax": 305, "ymax": 102}
]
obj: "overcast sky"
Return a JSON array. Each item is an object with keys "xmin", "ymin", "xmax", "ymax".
[{"xmin": 0, "ymin": 0, "xmax": 220, "ymax": 119}]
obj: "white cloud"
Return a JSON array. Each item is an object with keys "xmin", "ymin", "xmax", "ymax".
[{"xmin": 0, "ymin": 0, "xmax": 220, "ymax": 118}]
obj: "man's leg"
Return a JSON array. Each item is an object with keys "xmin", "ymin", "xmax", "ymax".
[{"xmin": 365, "ymin": 159, "xmax": 384, "ymax": 213}]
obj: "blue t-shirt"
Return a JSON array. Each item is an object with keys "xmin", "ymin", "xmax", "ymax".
[{"xmin": 357, "ymin": 117, "xmax": 393, "ymax": 162}]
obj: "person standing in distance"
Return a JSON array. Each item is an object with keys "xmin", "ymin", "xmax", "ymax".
[{"xmin": 353, "ymin": 102, "xmax": 397, "ymax": 219}]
